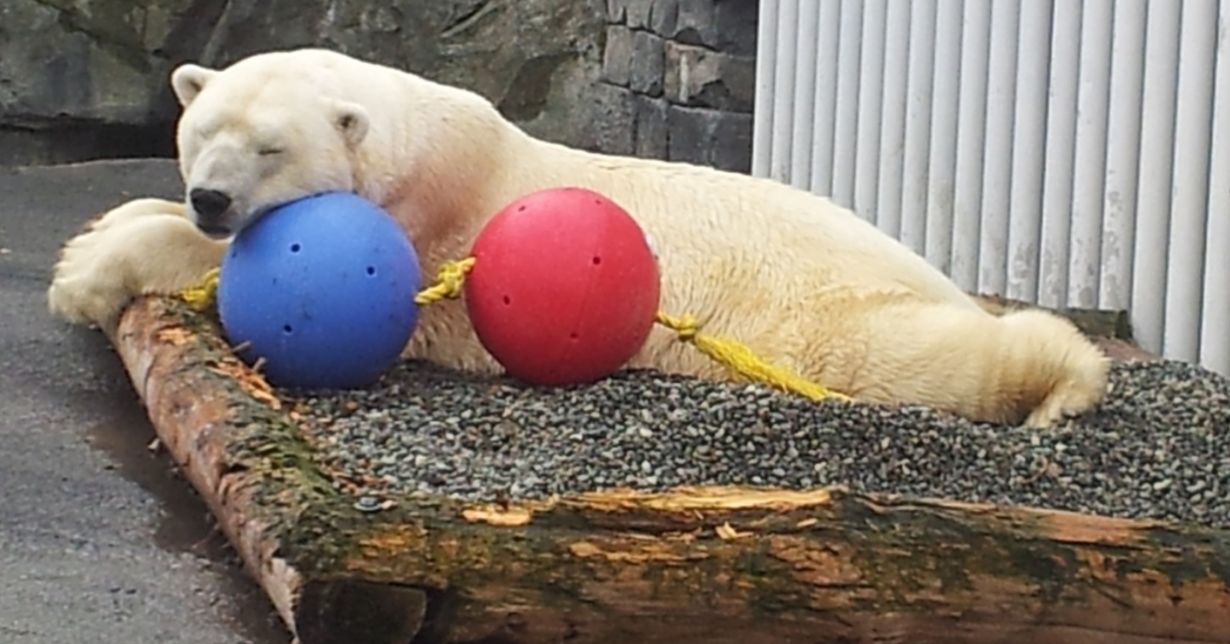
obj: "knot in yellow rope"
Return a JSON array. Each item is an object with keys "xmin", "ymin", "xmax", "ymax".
[
  {"xmin": 177, "ymin": 267, "xmax": 220, "ymax": 311},
  {"xmin": 414, "ymin": 257, "xmax": 477, "ymax": 305},
  {"xmin": 655, "ymin": 311, "xmax": 698, "ymax": 341},
  {"xmin": 655, "ymin": 311, "xmax": 849, "ymax": 403}
]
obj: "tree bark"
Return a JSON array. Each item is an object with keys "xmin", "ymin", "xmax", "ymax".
[{"xmin": 108, "ymin": 296, "xmax": 1227, "ymax": 644}]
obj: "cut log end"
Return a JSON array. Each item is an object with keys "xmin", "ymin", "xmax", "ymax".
[{"xmin": 294, "ymin": 579, "xmax": 428, "ymax": 644}]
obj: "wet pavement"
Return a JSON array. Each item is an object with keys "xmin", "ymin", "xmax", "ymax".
[{"xmin": 0, "ymin": 160, "xmax": 289, "ymax": 643}]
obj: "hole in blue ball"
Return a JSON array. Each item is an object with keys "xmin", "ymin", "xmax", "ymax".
[
  {"xmin": 282, "ymin": 324, "xmax": 294, "ymax": 335},
  {"xmin": 290, "ymin": 243, "xmax": 302, "ymax": 253},
  {"xmin": 366, "ymin": 266, "xmax": 376, "ymax": 276}
]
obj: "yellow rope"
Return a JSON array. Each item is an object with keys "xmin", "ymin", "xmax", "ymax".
[
  {"xmin": 654, "ymin": 312, "xmax": 849, "ymax": 402},
  {"xmin": 414, "ymin": 257, "xmax": 476, "ymax": 304},
  {"xmin": 407, "ymin": 256, "xmax": 847, "ymax": 402},
  {"xmin": 175, "ymin": 257, "xmax": 475, "ymax": 311},
  {"xmin": 179, "ymin": 255, "xmax": 848, "ymax": 404},
  {"xmin": 177, "ymin": 267, "xmax": 220, "ymax": 311}
]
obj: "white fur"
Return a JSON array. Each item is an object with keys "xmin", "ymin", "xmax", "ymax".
[{"xmin": 47, "ymin": 48, "xmax": 1110, "ymax": 427}]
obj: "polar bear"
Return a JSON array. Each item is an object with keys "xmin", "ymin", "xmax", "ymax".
[{"xmin": 47, "ymin": 48, "xmax": 1109, "ymax": 428}]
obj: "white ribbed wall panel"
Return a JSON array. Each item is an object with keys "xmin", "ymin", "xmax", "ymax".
[{"xmin": 753, "ymin": 0, "xmax": 1230, "ymax": 376}]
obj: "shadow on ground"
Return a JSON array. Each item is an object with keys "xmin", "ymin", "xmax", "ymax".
[{"xmin": 0, "ymin": 159, "xmax": 289, "ymax": 643}]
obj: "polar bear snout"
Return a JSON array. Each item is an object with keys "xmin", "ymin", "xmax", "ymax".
[
  {"xmin": 191, "ymin": 188, "xmax": 232, "ymax": 219},
  {"xmin": 189, "ymin": 188, "xmax": 236, "ymax": 237}
]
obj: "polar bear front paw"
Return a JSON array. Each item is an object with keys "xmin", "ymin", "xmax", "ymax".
[
  {"xmin": 47, "ymin": 198, "xmax": 225, "ymax": 329},
  {"xmin": 47, "ymin": 266, "xmax": 132, "ymax": 329}
]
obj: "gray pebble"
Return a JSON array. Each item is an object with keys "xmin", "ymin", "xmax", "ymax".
[{"xmin": 286, "ymin": 359, "xmax": 1230, "ymax": 528}]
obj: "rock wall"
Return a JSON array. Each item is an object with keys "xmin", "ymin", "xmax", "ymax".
[
  {"xmin": 598, "ymin": 0, "xmax": 757, "ymax": 172},
  {"xmin": 0, "ymin": 0, "xmax": 756, "ymax": 173}
]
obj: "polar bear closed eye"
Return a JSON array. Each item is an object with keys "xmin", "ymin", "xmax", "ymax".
[{"xmin": 47, "ymin": 47, "xmax": 1110, "ymax": 428}]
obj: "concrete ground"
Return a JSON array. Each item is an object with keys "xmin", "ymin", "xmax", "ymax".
[{"xmin": 0, "ymin": 159, "xmax": 289, "ymax": 643}]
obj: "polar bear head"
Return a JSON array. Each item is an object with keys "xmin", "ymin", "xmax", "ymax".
[{"xmin": 169, "ymin": 54, "xmax": 372, "ymax": 239}]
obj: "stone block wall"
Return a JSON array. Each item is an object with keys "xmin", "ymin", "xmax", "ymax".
[
  {"xmin": 597, "ymin": 0, "xmax": 757, "ymax": 173},
  {"xmin": 0, "ymin": 0, "xmax": 758, "ymax": 173}
]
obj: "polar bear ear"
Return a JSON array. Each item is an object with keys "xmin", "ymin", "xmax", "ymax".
[
  {"xmin": 171, "ymin": 64, "xmax": 218, "ymax": 107},
  {"xmin": 331, "ymin": 100, "xmax": 370, "ymax": 148}
]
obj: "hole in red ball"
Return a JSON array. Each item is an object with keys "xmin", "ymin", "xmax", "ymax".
[
  {"xmin": 592, "ymin": 256, "xmax": 602, "ymax": 266},
  {"xmin": 366, "ymin": 266, "xmax": 376, "ymax": 276},
  {"xmin": 290, "ymin": 243, "xmax": 302, "ymax": 253},
  {"xmin": 570, "ymin": 332, "xmax": 580, "ymax": 341},
  {"xmin": 593, "ymin": 199, "xmax": 602, "ymax": 206},
  {"xmin": 502, "ymin": 295, "xmax": 512, "ymax": 306},
  {"xmin": 517, "ymin": 205, "xmax": 527, "ymax": 212},
  {"xmin": 282, "ymin": 324, "xmax": 294, "ymax": 334}
]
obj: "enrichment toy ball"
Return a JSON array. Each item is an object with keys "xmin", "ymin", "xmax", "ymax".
[
  {"xmin": 464, "ymin": 186, "xmax": 660, "ymax": 386},
  {"xmin": 217, "ymin": 191, "xmax": 421, "ymax": 390}
]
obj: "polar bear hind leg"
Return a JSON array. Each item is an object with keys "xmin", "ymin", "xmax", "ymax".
[{"xmin": 793, "ymin": 292, "xmax": 1110, "ymax": 427}]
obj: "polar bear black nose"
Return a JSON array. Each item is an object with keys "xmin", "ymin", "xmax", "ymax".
[{"xmin": 190, "ymin": 188, "xmax": 232, "ymax": 218}]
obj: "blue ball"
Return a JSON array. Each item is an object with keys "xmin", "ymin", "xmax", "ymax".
[{"xmin": 217, "ymin": 191, "xmax": 421, "ymax": 390}]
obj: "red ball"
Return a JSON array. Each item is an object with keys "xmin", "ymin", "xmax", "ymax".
[{"xmin": 464, "ymin": 187, "xmax": 661, "ymax": 386}]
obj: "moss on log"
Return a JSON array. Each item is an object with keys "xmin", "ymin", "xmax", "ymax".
[{"xmin": 108, "ymin": 296, "xmax": 1227, "ymax": 644}]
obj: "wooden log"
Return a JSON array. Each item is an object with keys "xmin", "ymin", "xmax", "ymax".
[{"xmin": 108, "ymin": 296, "xmax": 1228, "ymax": 644}]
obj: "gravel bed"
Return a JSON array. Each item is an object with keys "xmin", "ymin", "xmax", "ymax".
[{"xmin": 285, "ymin": 358, "xmax": 1230, "ymax": 527}]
